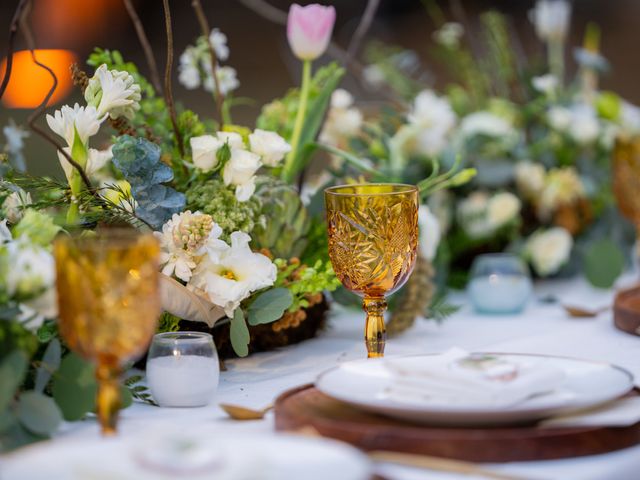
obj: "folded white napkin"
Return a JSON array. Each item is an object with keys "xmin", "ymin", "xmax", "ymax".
[{"xmin": 384, "ymin": 348, "xmax": 565, "ymax": 408}]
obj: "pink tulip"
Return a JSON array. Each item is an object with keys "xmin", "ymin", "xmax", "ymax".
[{"xmin": 287, "ymin": 4, "xmax": 336, "ymax": 61}]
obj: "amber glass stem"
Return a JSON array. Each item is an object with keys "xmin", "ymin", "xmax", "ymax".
[
  {"xmin": 95, "ymin": 359, "xmax": 121, "ymax": 435},
  {"xmin": 363, "ymin": 296, "xmax": 387, "ymax": 358}
]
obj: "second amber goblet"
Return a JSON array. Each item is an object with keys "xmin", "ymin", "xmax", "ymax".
[
  {"xmin": 54, "ymin": 229, "xmax": 160, "ymax": 435},
  {"xmin": 325, "ymin": 184, "xmax": 419, "ymax": 358}
]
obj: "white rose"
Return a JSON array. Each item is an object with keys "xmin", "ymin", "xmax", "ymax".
[
  {"xmin": 514, "ymin": 161, "xmax": 546, "ymax": 198},
  {"xmin": 190, "ymin": 135, "xmax": 222, "ymax": 172},
  {"xmin": 249, "ymin": 129, "xmax": 291, "ymax": 167},
  {"xmin": 487, "ymin": 192, "xmax": 521, "ymax": 229},
  {"xmin": 418, "ymin": 205, "xmax": 441, "ymax": 261},
  {"xmin": 216, "ymin": 131, "xmax": 244, "ymax": 150},
  {"xmin": 526, "ymin": 227, "xmax": 573, "ymax": 276},
  {"xmin": 223, "ymin": 148, "xmax": 261, "ymax": 201}
]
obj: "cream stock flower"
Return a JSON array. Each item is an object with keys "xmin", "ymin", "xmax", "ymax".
[
  {"xmin": 85, "ymin": 64, "xmax": 141, "ymax": 120},
  {"xmin": 189, "ymin": 231, "xmax": 277, "ymax": 317},
  {"xmin": 249, "ymin": 129, "xmax": 291, "ymax": 167},
  {"xmin": 526, "ymin": 227, "xmax": 573, "ymax": 276},
  {"xmin": 46, "ymin": 103, "xmax": 100, "ymax": 147},
  {"xmin": 223, "ymin": 148, "xmax": 261, "ymax": 202},
  {"xmin": 155, "ymin": 211, "xmax": 226, "ymax": 282}
]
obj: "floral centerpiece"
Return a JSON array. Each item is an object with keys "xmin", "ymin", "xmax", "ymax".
[{"xmin": 324, "ymin": 0, "xmax": 637, "ymax": 289}]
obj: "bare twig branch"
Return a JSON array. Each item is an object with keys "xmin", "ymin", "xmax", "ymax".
[
  {"xmin": 191, "ymin": 0, "xmax": 225, "ymax": 126},
  {"xmin": 123, "ymin": 0, "xmax": 162, "ymax": 93},
  {"xmin": 16, "ymin": 1, "xmax": 94, "ymax": 193},
  {"xmin": 161, "ymin": 0, "xmax": 185, "ymax": 158},
  {"xmin": 345, "ymin": 0, "xmax": 381, "ymax": 65},
  {"xmin": 238, "ymin": 0, "xmax": 287, "ymax": 24},
  {"xmin": 0, "ymin": 0, "xmax": 30, "ymax": 100}
]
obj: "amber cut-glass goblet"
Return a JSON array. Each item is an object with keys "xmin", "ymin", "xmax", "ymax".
[
  {"xmin": 325, "ymin": 184, "xmax": 419, "ymax": 358},
  {"xmin": 54, "ymin": 229, "xmax": 160, "ymax": 435}
]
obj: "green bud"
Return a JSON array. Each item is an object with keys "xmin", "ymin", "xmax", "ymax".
[
  {"xmin": 450, "ymin": 168, "xmax": 477, "ymax": 187},
  {"xmin": 596, "ymin": 91, "xmax": 621, "ymax": 121},
  {"xmin": 217, "ymin": 142, "xmax": 232, "ymax": 164}
]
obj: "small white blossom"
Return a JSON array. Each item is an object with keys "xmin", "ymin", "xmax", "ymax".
[
  {"xmin": 526, "ymin": 227, "xmax": 573, "ymax": 276},
  {"xmin": 532, "ymin": 74, "xmax": 559, "ymax": 95},
  {"xmin": 362, "ymin": 64, "xmax": 385, "ymax": 88},
  {"xmin": 223, "ymin": 149, "xmax": 262, "ymax": 202},
  {"xmin": 433, "ymin": 22, "xmax": 464, "ymax": 48},
  {"xmin": 530, "ymin": 0, "xmax": 571, "ymax": 43},
  {"xmin": 189, "ymin": 231, "xmax": 277, "ymax": 317},
  {"xmin": 459, "ymin": 111, "xmax": 515, "ymax": 140},
  {"xmin": 203, "ymin": 65, "xmax": 239, "ymax": 95},
  {"xmin": 190, "ymin": 135, "xmax": 223, "ymax": 172},
  {"xmin": 178, "ymin": 48, "xmax": 201, "ymax": 90},
  {"xmin": 319, "ymin": 89, "xmax": 363, "ymax": 149},
  {"xmin": 2, "ymin": 189, "xmax": 32, "ymax": 224},
  {"xmin": 567, "ymin": 104, "xmax": 600, "ymax": 145},
  {"xmin": 547, "ymin": 106, "xmax": 572, "ymax": 131},
  {"xmin": 209, "ymin": 28, "xmax": 230, "ymax": 61},
  {"xmin": 418, "ymin": 205, "xmax": 441, "ymax": 261},
  {"xmin": 249, "ymin": 129, "xmax": 291, "ymax": 167},
  {"xmin": 46, "ymin": 103, "xmax": 100, "ymax": 147},
  {"xmin": 85, "ymin": 64, "xmax": 141, "ymax": 120}
]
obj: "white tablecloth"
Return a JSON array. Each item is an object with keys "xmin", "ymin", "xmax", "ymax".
[{"xmin": 11, "ymin": 276, "xmax": 640, "ymax": 480}]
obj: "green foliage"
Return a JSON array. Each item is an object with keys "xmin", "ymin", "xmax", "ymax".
[
  {"xmin": 364, "ymin": 42, "xmax": 426, "ymax": 100},
  {"xmin": 584, "ymin": 239, "xmax": 625, "ymax": 289},
  {"xmin": 185, "ymin": 179, "xmax": 262, "ymax": 240},
  {"xmin": 16, "ymin": 391, "xmax": 62, "ymax": 436},
  {"xmin": 427, "ymin": 294, "xmax": 461, "ymax": 323},
  {"xmin": 51, "ymin": 353, "xmax": 96, "ymax": 421},
  {"xmin": 0, "ymin": 319, "xmax": 37, "ymax": 362},
  {"xmin": 158, "ymin": 312, "xmax": 182, "ymax": 333},
  {"xmin": 0, "ymin": 351, "xmax": 28, "ymax": 413},
  {"xmin": 34, "ymin": 338, "xmax": 61, "ymax": 393},
  {"xmin": 112, "ymin": 135, "xmax": 186, "ymax": 229},
  {"xmin": 11, "ymin": 209, "xmax": 61, "ymax": 247},
  {"xmin": 124, "ymin": 374, "xmax": 157, "ymax": 406},
  {"xmin": 247, "ymin": 288, "xmax": 293, "ymax": 326},
  {"xmin": 274, "ymin": 259, "xmax": 341, "ymax": 312},
  {"xmin": 252, "ymin": 177, "xmax": 310, "ymax": 258},
  {"xmin": 230, "ymin": 309, "xmax": 250, "ymax": 357}
]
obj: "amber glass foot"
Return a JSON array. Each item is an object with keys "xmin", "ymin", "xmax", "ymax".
[
  {"xmin": 363, "ymin": 296, "xmax": 387, "ymax": 358},
  {"xmin": 96, "ymin": 360, "xmax": 121, "ymax": 435}
]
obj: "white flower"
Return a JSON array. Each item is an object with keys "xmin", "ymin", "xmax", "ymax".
[
  {"xmin": 0, "ymin": 219, "xmax": 12, "ymax": 243},
  {"xmin": 203, "ymin": 65, "xmax": 239, "ymax": 95},
  {"xmin": 486, "ymin": 192, "xmax": 521, "ymax": 229},
  {"xmin": 216, "ymin": 131, "xmax": 245, "ymax": 150},
  {"xmin": 5, "ymin": 241, "xmax": 55, "ymax": 299},
  {"xmin": 85, "ymin": 64, "xmax": 141, "ymax": 120},
  {"xmin": 568, "ymin": 104, "xmax": 600, "ymax": 145},
  {"xmin": 526, "ymin": 227, "xmax": 573, "ymax": 276},
  {"xmin": 537, "ymin": 167, "xmax": 585, "ymax": 219},
  {"xmin": 209, "ymin": 28, "xmax": 229, "ymax": 61},
  {"xmin": 2, "ymin": 189, "xmax": 32, "ymax": 224},
  {"xmin": 532, "ymin": 74, "xmax": 559, "ymax": 95},
  {"xmin": 189, "ymin": 231, "xmax": 277, "ymax": 317},
  {"xmin": 459, "ymin": 111, "xmax": 515, "ymax": 140},
  {"xmin": 530, "ymin": 0, "xmax": 571, "ymax": 43},
  {"xmin": 190, "ymin": 135, "xmax": 222, "ymax": 172},
  {"xmin": 3, "ymin": 120, "xmax": 29, "ymax": 154},
  {"xmin": 249, "ymin": 129, "xmax": 291, "ymax": 167},
  {"xmin": 618, "ymin": 101, "xmax": 640, "ymax": 139},
  {"xmin": 179, "ymin": 48, "xmax": 201, "ymax": 90},
  {"xmin": 457, "ymin": 192, "xmax": 492, "ymax": 239},
  {"xmin": 223, "ymin": 149, "xmax": 261, "ymax": 202},
  {"xmin": 433, "ymin": 22, "xmax": 464, "ymax": 48},
  {"xmin": 418, "ymin": 205, "xmax": 441, "ymax": 261},
  {"xmin": 547, "ymin": 106, "xmax": 572, "ymax": 131},
  {"xmin": 362, "ymin": 64, "xmax": 385, "ymax": 87},
  {"xmin": 46, "ymin": 103, "xmax": 100, "ymax": 147},
  {"xmin": 319, "ymin": 89, "xmax": 363, "ymax": 148},
  {"xmin": 514, "ymin": 161, "xmax": 546, "ymax": 199},
  {"xmin": 56, "ymin": 145, "xmax": 112, "ymax": 182},
  {"xmin": 155, "ymin": 211, "xmax": 225, "ymax": 282},
  {"xmin": 407, "ymin": 90, "xmax": 456, "ymax": 156}
]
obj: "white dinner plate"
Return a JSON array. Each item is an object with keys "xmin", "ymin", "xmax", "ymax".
[
  {"xmin": 2, "ymin": 429, "xmax": 371, "ymax": 480},
  {"xmin": 316, "ymin": 353, "xmax": 634, "ymax": 426}
]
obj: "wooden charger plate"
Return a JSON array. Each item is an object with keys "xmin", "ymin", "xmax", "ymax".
[
  {"xmin": 614, "ymin": 285, "xmax": 640, "ymax": 336},
  {"xmin": 274, "ymin": 384, "xmax": 640, "ymax": 463}
]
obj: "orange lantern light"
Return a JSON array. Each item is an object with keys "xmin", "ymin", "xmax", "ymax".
[{"xmin": 0, "ymin": 49, "xmax": 77, "ymax": 109}]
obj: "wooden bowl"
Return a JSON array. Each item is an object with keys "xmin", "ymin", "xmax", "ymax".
[{"xmin": 614, "ymin": 285, "xmax": 640, "ymax": 336}]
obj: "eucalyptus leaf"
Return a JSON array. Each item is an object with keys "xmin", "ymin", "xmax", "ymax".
[
  {"xmin": 112, "ymin": 135, "xmax": 186, "ymax": 229},
  {"xmin": 52, "ymin": 353, "xmax": 97, "ymax": 421},
  {"xmin": 34, "ymin": 338, "xmax": 61, "ymax": 393},
  {"xmin": 230, "ymin": 309, "xmax": 250, "ymax": 357},
  {"xmin": 0, "ymin": 351, "xmax": 28, "ymax": 413},
  {"xmin": 0, "ymin": 421, "xmax": 45, "ymax": 452},
  {"xmin": 584, "ymin": 239, "xmax": 625, "ymax": 289},
  {"xmin": 247, "ymin": 288, "xmax": 293, "ymax": 326},
  {"xmin": 16, "ymin": 391, "xmax": 62, "ymax": 435}
]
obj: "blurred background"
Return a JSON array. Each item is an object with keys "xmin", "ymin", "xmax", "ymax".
[{"xmin": 1, "ymin": 0, "xmax": 639, "ymax": 178}]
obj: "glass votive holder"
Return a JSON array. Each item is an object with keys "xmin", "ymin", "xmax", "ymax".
[
  {"xmin": 146, "ymin": 332, "xmax": 219, "ymax": 408},
  {"xmin": 468, "ymin": 253, "xmax": 533, "ymax": 315}
]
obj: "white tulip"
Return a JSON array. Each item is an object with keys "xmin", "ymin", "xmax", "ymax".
[
  {"xmin": 46, "ymin": 103, "xmax": 100, "ymax": 147},
  {"xmin": 526, "ymin": 227, "xmax": 573, "ymax": 276},
  {"xmin": 249, "ymin": 129, "xmax": 291, "ymax": 167},
  {"xmin": 223, "ymin": 149, "xmax": 261, "ymax": 202},
  {"xmin": 190, "ymin": 135, "xmax": 222, "ymax": 172},
  {"xmin": 418, "ymin": 205, "xmax": 441, "ymax": 261},
  {"xmin": 530, "ymin": 0, "xmax": 571, "ymax": 43},
  {"xmin": 189, "ymin": 231, "xmax": 277, "ymax": 317}
]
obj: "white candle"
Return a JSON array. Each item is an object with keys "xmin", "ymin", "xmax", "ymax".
[
  {"xmin": 146, "ymin": 355, "xmax": 219, "ymax": 407},
  {"xmin": 468, "ymin": 274, "xmax": 532, "ymax": 314}
]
